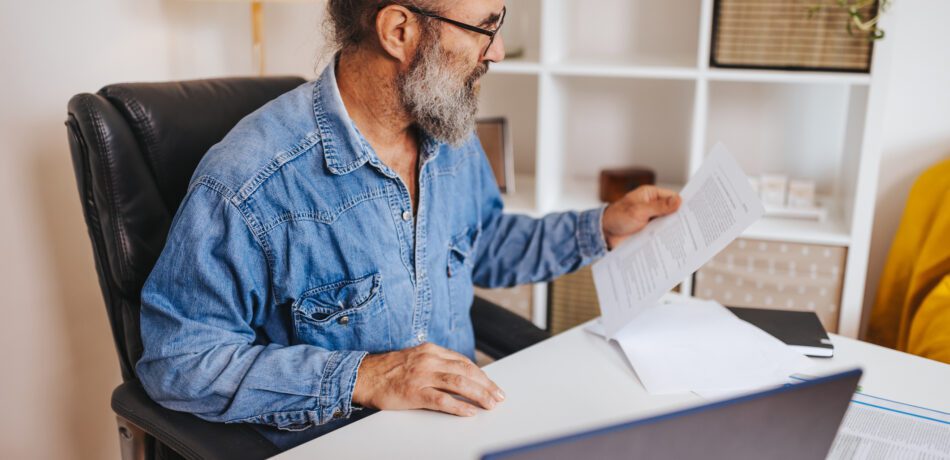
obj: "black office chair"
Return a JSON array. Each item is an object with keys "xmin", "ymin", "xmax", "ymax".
[{"xmin": 65, "ymin": 76, "xmax": 548, "ymax": 460}]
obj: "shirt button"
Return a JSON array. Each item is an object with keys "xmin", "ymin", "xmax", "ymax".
[
  {"xmin": 417, "ymin": 332, "xmax": 426, "ymax": 343},
  {"xmin": 337, "ymin": 315, "xmax": 349, "ymax": 326},
  {"xmin": 402, "ymin": 210, "xmax": 412, "ymax": 221},
  {"xmin": 332, "ymin": 409, "xmax": 344, "ymax": 419}
]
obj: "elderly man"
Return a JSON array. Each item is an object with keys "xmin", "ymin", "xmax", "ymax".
[{"xmin": 137, "ymin": 0, "xmax": 681, "ymax": 451}]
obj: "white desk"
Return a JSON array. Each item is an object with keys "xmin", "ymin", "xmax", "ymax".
[{"xmin": 275, "ymin": 322, "xmax": 950, "ymax": 460}]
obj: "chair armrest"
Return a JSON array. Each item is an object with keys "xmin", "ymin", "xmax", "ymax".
[
  {"xmin": 112, "ymin": 381, "xmax": 280, "ymax": 460},
  {"xmin": 471, "ymin": 295, "xmax": 550, "ymax": 360}
]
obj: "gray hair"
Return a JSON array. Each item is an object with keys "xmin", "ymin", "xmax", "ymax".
[{"xmin": 325, "ymin": 0, "xmax": 444, "ymax": 52}]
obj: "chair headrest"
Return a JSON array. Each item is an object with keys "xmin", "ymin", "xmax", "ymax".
[{"xmin": 99, "ymin": 76, "xmax": 307, "ymax": 208}]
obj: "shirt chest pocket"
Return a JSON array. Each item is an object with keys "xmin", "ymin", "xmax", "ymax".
[
  {"xmin": 291, "ymin": 273, "xmax": 393, "ymax": 353},
  {"xmin": 447, "ymin": 227, "xmax": 480, "ymax": 332}
]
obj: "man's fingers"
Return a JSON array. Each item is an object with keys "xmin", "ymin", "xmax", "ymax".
[
  {"xmin": 432, "ymin": 372, "xmax": 500, "ymax": 410},
  {"xmin": 442, "ymin": 358, "xmax": 505, "ymax": 401},
  {"xmin": 420, "ymin": 388, "xmax": 479, "ymax": 417},
  {"xmin": 358, "ymin": 344, "xmax": 507, "ymax": 415},
  {"xmin": 416, "ymin": 343, "xmax": 506, "ymax": 401},
  {"xmin": 662, "ymin": 193, "xmax": 681, "ymax": 212},
  {"xmin": 642, "ymin": 188, "xmax": 680, "ymax": 217}
]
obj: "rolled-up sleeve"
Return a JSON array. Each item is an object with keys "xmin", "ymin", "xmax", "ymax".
[
  {"xmin": 136, "ymin": 181, "xmax": 365, "ymax": 430},
  {"xmin": 470, "ymin": 138, "xmax": 607, "ymax": 288}
]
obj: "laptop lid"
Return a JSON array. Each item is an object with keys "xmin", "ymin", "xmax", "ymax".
[{"xmin": 482, "ymin": 368, "xmax": 862, "ymax": 460}]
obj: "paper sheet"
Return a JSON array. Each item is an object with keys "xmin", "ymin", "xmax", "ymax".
[
  {"xmin": 585, "ymin": 295, "xmax": 813, "ymax": 396},
  {"xmin": 828, "ymin": 392, "xmax": 950, "ymax": 459},
  {"xmin": 592, "ymin": 143, "xmax": 765, "ymax": 338},
  {"xmin": 585, "ymin": 144, "xmax": 808, "ymax": 396}
]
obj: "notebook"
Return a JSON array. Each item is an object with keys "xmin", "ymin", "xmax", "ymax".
[{"xmin": 727, "ymin": 306, "xmax": 834, "ymax": 357}]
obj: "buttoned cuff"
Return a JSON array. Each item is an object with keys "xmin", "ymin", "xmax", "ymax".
[
  {"xmin": 318, "ymin": 350, "xmax": 368, "ymax": 424},
  {"xmin": 577, "ymin": 206, "xmax": 608, "ymax": 260}
]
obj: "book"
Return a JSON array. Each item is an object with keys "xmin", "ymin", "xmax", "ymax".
[{"xmin": 727, "ymin": 307, "xmax": 835, "ymax": 358}]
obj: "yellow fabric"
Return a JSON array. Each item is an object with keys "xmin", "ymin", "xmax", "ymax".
[
  {"xmin": 867, "ymin": 158, "xmax": 950, "ymax": 363},
  {"xmin": 908, "ymin": 275, "xmax": 950, "ymax": 363}
]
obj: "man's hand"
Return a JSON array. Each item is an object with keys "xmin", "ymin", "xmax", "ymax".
[
  {"xmin": 602, "ymin": 185, "xmax": 682, "ymax": 250},
  {"xmin": 352, "ymin": 342, "xmax": 505, "ymax": 417}
]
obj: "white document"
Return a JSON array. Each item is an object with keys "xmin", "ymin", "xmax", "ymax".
[
  {"xmin": 593, "ymin": 143, "xmax": 766, "ymax": 337},
  {"xmin": 586, "ymin": 295, "xmax": 812, "ymax": 396},
  {"xmin": 828, "ymin": 392, "xmax": 950, "ymax": 459}
]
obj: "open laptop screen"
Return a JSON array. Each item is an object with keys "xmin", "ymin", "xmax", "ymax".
[{"xmin": 483, "ymin": 369, "xmax": 861, "ymax": 460}]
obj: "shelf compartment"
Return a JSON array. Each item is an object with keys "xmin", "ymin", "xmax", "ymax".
[
  {"xmin": 705, "ymin": 80, "xmax": 852, "ymax": 194},
  {"xmin": 704, "ymin": 80, "xmax": 862, "ymax": 244},
  {"xmin": 554, "ymin": 76, "xmax": 696, "ymax": 211},
  {"xmin": 547, "ymin": 0, "xmax": 702, "ymax": 69},
  {"xmin": 477, "ymin": 73, "xmax": 540, "ymax": 214},
  {"xmin": 504, "ymin": 174, "xmax": 539, "ymax": 216},
  {"xmin": 499, "ymin": 0, "xmax": 542, "ymax": 63}
]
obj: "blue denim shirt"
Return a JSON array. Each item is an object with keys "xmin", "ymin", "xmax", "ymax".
[{"xmin": 136, "ymin": 60, "xmax": 607, "ymax": 434}]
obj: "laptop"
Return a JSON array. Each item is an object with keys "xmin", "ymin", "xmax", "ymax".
[{"xmin": 482, "ymin": 369, "xmax": 862, "ymax": 460}]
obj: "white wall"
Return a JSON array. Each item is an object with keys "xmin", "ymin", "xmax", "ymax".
[
  {"xmin": 0, "ymin": 1, "xmax": 326, "ymax": 458},
  {"xmin": 861, "ymin": 0, "xmax": 950, "ymax": 336}
]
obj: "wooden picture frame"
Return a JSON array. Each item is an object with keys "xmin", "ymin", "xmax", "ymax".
[{"xmin": 476, "ymin": 117, "xmax": 515, "ymax": 194}]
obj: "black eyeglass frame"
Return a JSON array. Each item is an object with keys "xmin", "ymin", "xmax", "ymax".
[{"xmin": 405, "ymin": 5, "xmax": 506, "ymax": 57}]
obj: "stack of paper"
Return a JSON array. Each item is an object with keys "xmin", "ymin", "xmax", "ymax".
[
  {"xmin": 588, "ymin": 295, "xmax": 813, "ymax": 396},
  {"xmin": 590, "ymin": 144, "xmax": 813, "ymax": 396},
  {"xmin": 829, "ymin": 391, "xmax": 950, "ymax": 458}
]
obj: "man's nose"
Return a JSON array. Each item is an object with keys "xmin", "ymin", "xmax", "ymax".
[{"xmin": 484, "ymin": 34, "xmax": 505, "ymax": 63}]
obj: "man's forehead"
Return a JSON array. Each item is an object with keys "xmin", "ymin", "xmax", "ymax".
[{"xmin": 444, "ymin": 0, "xmax": 506, "ymax": 25}]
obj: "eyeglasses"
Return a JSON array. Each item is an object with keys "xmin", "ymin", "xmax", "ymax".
[{"xmin": 405, "ymin": 5, "xmax": 506, "ymax": 58}]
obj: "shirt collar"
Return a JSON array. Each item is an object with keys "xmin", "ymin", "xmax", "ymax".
[
  {"xmin": 313, "ymin": 56, "xmax": 444, "ymax": 176},
  {"xmin": 313, "ymin": 56, "xmax": 372, "ymax": 175}
]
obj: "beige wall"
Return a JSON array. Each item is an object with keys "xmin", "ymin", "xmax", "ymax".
[
  {"xmin": 860, "ymin": 0, "xmax": 950, "ymax": 336},
  {"xmin": 1, "ymin": 3, "xmax": 171, "ymax": 458},
  {"xmin": 1, "ymin": 0, "xmax": 947, "ymax": 458},
  {"xmin": 0, "ymin": 1, "xmax": 326, "ymax": 458}
]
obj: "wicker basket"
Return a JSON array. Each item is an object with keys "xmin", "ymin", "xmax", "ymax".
[
  {"xmin": 711, "ymin": 0, "xmax": 876, "ymax": 72},
  {"xmin": 548, "ymin": 266, "xmax": 600, "ymax": 335},
  {"xmin": 548, "ymin": 266, "xmax": 682, "ymax": 335},
  {"xmin": 694, "ymin": 238, "xmax": 846, "ymax": 333}
]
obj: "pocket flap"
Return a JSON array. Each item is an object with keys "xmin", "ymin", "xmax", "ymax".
[
  {"xmin": 294, "ymin": 273, "xmax": 380, "ymax": 320},
  {"xmin": 448, "ymin": 227, "xmax": 481, "ymax": 276}
]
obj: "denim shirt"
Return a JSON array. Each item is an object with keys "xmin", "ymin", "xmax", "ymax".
[{"xmin": 136, "ymin": 59, "xmax": 607, "ymax": 434}]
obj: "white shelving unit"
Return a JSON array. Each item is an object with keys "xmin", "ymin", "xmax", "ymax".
[{"xmin": 477, "ymin": 0, "xmax": 890, "ymax": 337}]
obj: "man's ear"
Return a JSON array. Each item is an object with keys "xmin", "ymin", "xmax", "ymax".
[{"xmin": 375, "ymin": 5, "xmax": 420, "ymax": 63}]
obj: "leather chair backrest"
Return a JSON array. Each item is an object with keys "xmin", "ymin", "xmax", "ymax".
[{"xmin": 65, "ymin": 76, "xmax": 306, "ymax": 380}]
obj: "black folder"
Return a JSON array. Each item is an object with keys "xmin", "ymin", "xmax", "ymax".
[{"xmin": 727, "ymin": 306, "xmax": 834, "ymax": 358}]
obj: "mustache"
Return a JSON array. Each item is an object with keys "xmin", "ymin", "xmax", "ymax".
[{"xmin": 467, "ymin": 62, "xmax": 490, "ymax": 87}]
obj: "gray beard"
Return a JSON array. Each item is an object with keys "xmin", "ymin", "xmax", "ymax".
[{"xmin": 398, "ymin": 38, "xmax": 488, "ymax": 146}]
